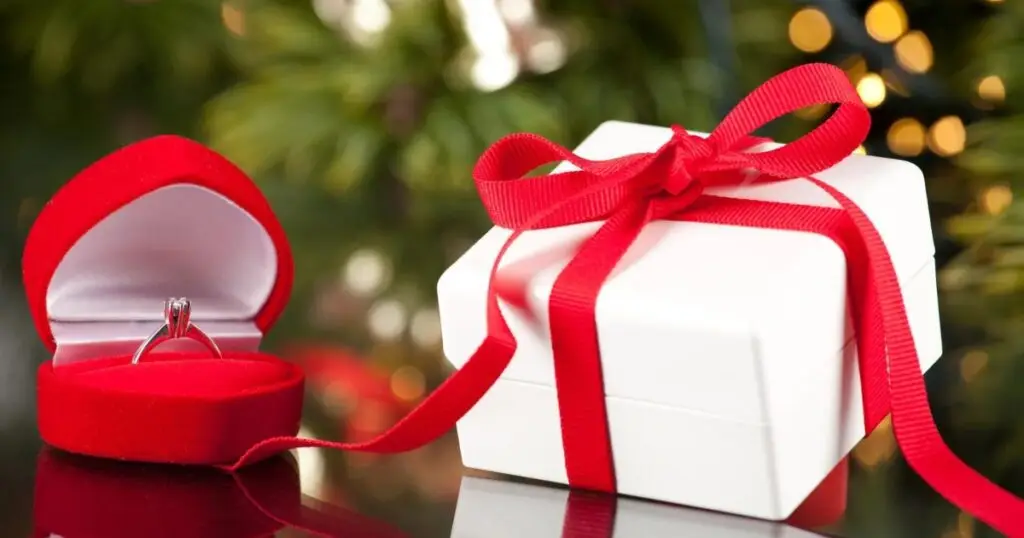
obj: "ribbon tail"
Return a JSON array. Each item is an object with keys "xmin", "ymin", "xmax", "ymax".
[
  {"xmin": 811, "ymin": 178, "xmax": 1024, "ymax": 537},
  {"xmin": 223, "ymin": 328, "xmax": 515, "ymax": 470},
  {"xmin": 231, "ymin": 472, "xmax": 409, "ymax": 538},
  {"xmin": 225, "ymin": 228, "xmax": 533, "ymax": 471}
]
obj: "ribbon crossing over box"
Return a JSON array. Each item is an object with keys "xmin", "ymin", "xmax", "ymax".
[{"xmin": 438, "ymin": 120, "xmax": 942, "ymax": 519}]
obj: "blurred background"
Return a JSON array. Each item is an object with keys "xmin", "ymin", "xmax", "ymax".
[{"xmin": 1, "ymin": 0, "xmax": 1023, "ymax": 536}]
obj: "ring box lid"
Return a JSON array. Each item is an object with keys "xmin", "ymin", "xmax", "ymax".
[{"xmin": 22, "ymin": 136, "xmax": 294, "ymax": 365}]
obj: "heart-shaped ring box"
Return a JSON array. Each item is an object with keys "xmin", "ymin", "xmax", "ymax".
[{"xmin": 25, "ymin": 136, "xmax": 305, "ymax": 465}]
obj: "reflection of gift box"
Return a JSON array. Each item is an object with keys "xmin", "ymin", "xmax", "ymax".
[
  {"xmin": 452, "ymin": 476, "xmax": 829, "ymax": 538},
  {"xmin": 437, "ymin": 121, "xmax": 942, "ymax": 520},
  {"xmin": 24, "ymin": 136, "xmax": 305, "ymax": 465}
]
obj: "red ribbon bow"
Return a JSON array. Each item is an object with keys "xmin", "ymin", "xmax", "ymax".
[{"xmin": 232, "ymin": 63, "xmax": 1024, "ymax": 536}]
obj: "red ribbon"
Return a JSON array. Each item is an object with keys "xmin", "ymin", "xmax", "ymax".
[{"xmin": 228, "ymin": 64, "xmax": 1024, "ymax": 535}]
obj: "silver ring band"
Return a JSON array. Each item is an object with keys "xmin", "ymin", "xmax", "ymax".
[{"xmin": 131, "ymin": 297, "xmax": 223, "ymax": 364}]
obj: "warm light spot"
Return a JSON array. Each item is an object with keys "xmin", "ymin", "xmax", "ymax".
[
  {"xmin": 795, "ymin": 103, "xmax": 829, "ymax": 120},
  {"xmin": 527, "ymin": 30, "xmax": 567, "ymax": 74},
  {"xmin": 471, "ymin": 52, "xmax": 519, "ymax": 92},
  {"xmin": 852, "ymin": 416, "xmax": 897, "ymax": 468},
  {"xmin": 928, "ymin": 116, "xmax": 967, "ymax": 157},
  {"xmin": 344, "ymin": 249, "xmax": 390, "ymax": 296},
  {"xmin": 981, "ymin": 185, "xmax": 1013, "ymax": 215},
  {"xmin": 886, "ymin": 118, "xmax": 926, "ymax": 157},
  {"xmin": 856, "ymin": 73, "xmax": 887, "ymax": 108},
  {"xmin": 788, "ymin": 8, "xmax": 833, "ymax": 53},
  {"xmin": 977, "ymin": 75, "xmax": 1006, "ymax": 103},
  {"xmin": 220, "ymin": 3, "xmax": 245, "ymax": 36},
  {"xmin": 854, "ymin": 145, "xmax": 867, "ymax": 155},
  {"xmin": 939, "ymin": 267, "xmax": 968, "ymax": 291},
  {"xmin": 841, "ymin": 55, "xmax": 868, "ymax": 82},
  {"xmin": 894, "ymin": 31, "xmax": 934, "ymax": 73},
  {"xmin": 368, "ymin": 299, "xmax": 408, "ymax": 340},
  {"xmin": 958, "ymin": 512, "xmax": 975, "ymax": 538},
  {"xmin": 865, "ymin": 0, "xmax": 908, "ymax": 43},
  {"xmin": 296, "ymin": 426, "xmax": 326, "ymax": 498},
  {"xmin": 390, "ymin": 366, "xmax": 426, "ymax": 401},
  {"xmin": 960, "ymin": 350, "xmax": 989, "ymax": 383},
  {"xmin": 410, "ymin": 308, "xmax": 442, "ymax": 348}
]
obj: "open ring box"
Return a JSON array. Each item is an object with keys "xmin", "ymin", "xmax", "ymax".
[{"xmin": 25, "ymin": 135, "xmax": 305, "ymax": 465}]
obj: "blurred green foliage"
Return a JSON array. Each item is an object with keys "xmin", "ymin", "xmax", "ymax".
[{"xmin": 2, "ymin": 0, "xmax": 1024, "ymax": 535}]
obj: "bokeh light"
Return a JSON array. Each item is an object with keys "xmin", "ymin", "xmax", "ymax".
[
  {"xmin": 788, "ymin": 8, "xmax": 833, "ymax": 53},
  {"xmin": 927, "ymin": 116, "xmax": 967, "ymax": 157},
  {"xmin": 856, "ymin": 73, "xmax": 887, "ymax": 108},
  {"xmin": 865, "ymin": 0, "xmax": 908, "ymax": 43},
  {"xmin": 894, "ymin": 31, "xmax": 934, "ymax": 73},
  {"xmin": 886, "ymin": 118, "xmax": 926, "ymax": 157},
  {"xmin": 978, "ymin": 75, "xmax": 1006, "ymax": 103},
  {"xmin": 981, "ymin": 185, "xmax": 1013, "ymax": 215}
]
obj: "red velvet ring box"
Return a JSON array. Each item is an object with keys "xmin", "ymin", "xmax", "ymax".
[{"xmin": 25, "ymin": 135, "xmax": 305, "ymax": 465}]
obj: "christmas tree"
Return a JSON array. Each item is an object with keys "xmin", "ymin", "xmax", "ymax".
[{"xmin": 0, "ymin": 0, "xmax": 1021, "ymax": 535}]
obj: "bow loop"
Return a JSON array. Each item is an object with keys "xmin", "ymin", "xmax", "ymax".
[{"xmin": 472, "ymin": 63, "xmax": 871, "ymax": 233}]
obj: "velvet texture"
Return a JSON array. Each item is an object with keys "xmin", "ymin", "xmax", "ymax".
[
  {"xmin": 37, "ymin": 352, "xmax": 305, "ymax": 464},
  {"xmin": 25, "ymin": 136, "xmax": 302, "ymax": 465}
]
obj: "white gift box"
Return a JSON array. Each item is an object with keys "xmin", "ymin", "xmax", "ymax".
[
  {"xmin": 437, "ymin": 121, "xmax": 942, "ymax": 520},
  {"xmin": 452, "ymin": 476, "xmax": 829, "ymax": 538}
]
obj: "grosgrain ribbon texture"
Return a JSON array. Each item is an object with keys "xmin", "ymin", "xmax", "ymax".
[{"xmin": 229, "ymin": 63, "xmax": 1024, "ymax": 535}]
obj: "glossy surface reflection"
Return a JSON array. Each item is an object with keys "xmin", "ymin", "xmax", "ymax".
[
  {"xmin": 20, "ymin": 444, "xmax": 847, "ymax": 538},
  {"xmin": 453, "ymin": 476, "xmax": 828, "ymax": 538},
  {"xmin": 30, "ymin": 448, "xmax": 406, "ymax": 538}
]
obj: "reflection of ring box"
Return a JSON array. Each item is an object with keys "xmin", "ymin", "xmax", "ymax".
[
  {"xmin": 452, "ymin": 476, "xmax": 829, "ymax": 538},
  {"xmin": 32, "ymin": 448, "xmax": 405, "ymax": 538},
  {"xmin": 24, "ymin": 136, "xmax": 304, "ymax": 465},
  {"xmin": 33, "ymin": 448, "xmax": 298, "ymax": 538},
  {"xmin": 438, "ymin": 121, "xmax": 942, "ymax": 519}
]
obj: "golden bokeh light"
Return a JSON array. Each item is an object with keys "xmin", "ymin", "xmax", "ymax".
[
  {"xmin": 886, "ymin": 118, "xmax": 926, "ymax": 157},
  {"xmin": 841, "ymin": 55, "xmax": 869, "ymax": 82},
  {"xmin": 865, "ymin": 0, "xmax": 908, "ymax": 43},
  {"xmin": 221, "ymin": 3, "xmax": 245, "ymax": 36},
  {"xmin": 958, "ymin": 513, "xmax": 975, "ymax": 538},
  {"xmin": 390, "ymin": 366, "xmax": 426, "ymax": 401},
  {"xmin": 856, "ymin": 73, "xmax": 887, "ymax": 108},
  {"xmin": 927, "ymin": 116, "xmax": 967, "ymax": 157},
  {"xmin": 789, "ymin": 8, "xmax": 833, "ymax": 53},
  {"xmin": 960, "ymin": 350, "xmax": 989, "ymax": 384},
  {"xmin": 795, "ymin": 103, "xmax": 829, "ymax": 120},
  {"xmin": 854, "ymin": 145, "xmax": 867, "ymax": 155},
  {"xmin": 894, "ymin": 31, "xmax": 933, "ymax": 73},
  {"xmin": 852, "ymin": 416, "xmax": 897, "ymax": 468},
  {"xmin": 981, "ymin": 185, "xmax": 1013, "ymax": 215},
  {"xmin": 977, "ymin": 75, "xmax": 1006, "ymax": 103}
]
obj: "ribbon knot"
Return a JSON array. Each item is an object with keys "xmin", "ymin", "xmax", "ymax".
[{"xmin": 656, "ymin": 125, "xmax": 711, "ymax": 197}]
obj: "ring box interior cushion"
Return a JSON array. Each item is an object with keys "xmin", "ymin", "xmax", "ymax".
[{"xmin": 25, "ymin": 136, "xmax": 304, "ymax": 465}]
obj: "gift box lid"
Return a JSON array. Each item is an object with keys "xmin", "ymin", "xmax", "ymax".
[
  {"xmin": 22, "ymin": 136, "xmax": 293, "ymax": 364},
  {"xmin": 436, "ymin": 119, "xmax": 937, "ymax": 422}
]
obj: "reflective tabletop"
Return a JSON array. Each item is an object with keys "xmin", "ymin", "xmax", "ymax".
[
  {"xmin": 0, "ymin": 296, "xmax": 1021, "ymax": 538},
  {"xmin": 2, "ymin": 426, "xmax": 1021, "ymax": 538}
]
